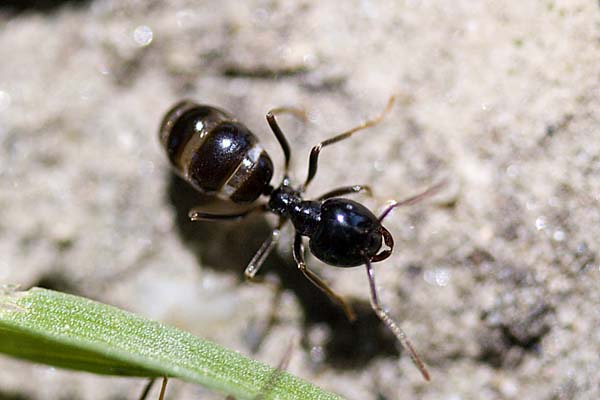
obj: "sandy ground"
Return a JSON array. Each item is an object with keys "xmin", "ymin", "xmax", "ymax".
[{"xmin": 1, "ymin": 1, "xmax": 599, "ymax": 399}]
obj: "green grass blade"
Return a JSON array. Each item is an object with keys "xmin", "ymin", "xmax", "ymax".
[{"xmin": 0, "ymin": 287, "xmax": 344, "ymax": 400}]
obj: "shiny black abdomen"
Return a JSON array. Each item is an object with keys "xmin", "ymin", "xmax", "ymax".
[
  {"xmin": 309, "ymin": 198, "xmax": 383, "ymax": 267},
  {"xmin": 159, "ymin": 101, "xmax": 274, "ymax": 204}
]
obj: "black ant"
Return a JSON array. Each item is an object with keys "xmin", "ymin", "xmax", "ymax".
[{"xmin": 159, "ymin": 96, "xmax": 441, "ymax": 381}]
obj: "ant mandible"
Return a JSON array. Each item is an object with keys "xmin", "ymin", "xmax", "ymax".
[{"xmin": 159, "ymin": 96, "xmax": 441, "ymax": 381}]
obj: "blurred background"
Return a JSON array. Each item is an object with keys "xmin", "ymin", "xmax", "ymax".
[{"xmin": 1, "ymin": 1, "xmax": 599, "ymax": 399}]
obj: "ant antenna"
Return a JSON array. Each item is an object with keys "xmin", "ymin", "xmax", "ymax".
[
  {"xmin": 365, "ymin": 181, "xmax": 446, "ymax": 381},
  {"xmin": 364, "ymin": 258, "xmax": 431, "ymax": 381},
  {"xmin": 378, "ymin": 181, "xmax": 447, "ymax": 222}
]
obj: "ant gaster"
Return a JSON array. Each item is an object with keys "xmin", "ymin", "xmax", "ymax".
[{"xmin": 159, "ymin": 96, "xmax": 441, "ymax": 381}]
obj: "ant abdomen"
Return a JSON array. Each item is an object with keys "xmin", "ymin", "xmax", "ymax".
[{"xmin": 159, "ymin": 100, "xmax": 274, "ymax": 204}]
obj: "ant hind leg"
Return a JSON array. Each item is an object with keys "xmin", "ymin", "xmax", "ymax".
[
  {"xmin": 244, "ymin": 219, "xmax": 288, "ymax": 354},
  {"xmin": 189, "ymin": 204, "xmax": 267, "ymax": 221},
  {"xmin": 245, "ymin": 218, "xmax": 288, "ymax": 281},
  {"xmin": 266, "ymin": 107, "xmax": 308, "ymax": 177}
]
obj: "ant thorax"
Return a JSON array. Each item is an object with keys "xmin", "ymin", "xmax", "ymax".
[{"xmin": 268, "ymin": 183, "xmax": 322, "ymax": 237}]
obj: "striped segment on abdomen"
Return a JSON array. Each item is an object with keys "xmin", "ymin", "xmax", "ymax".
[{"xmin": 159, "ymin": 101, "xmax": 274, "ymax": 204}]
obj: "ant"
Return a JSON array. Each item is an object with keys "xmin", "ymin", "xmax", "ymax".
[{"xmin": 159, "ymin": 96, "xmax": 441, "ymax": 381}]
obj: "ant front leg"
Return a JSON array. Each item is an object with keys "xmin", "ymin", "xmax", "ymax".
[
  {"xmin": 300, "ymin": 96, "xmax": 395, "ymax": 192},
  {"xmin": 293, "ymin": 233, "xmax": 356, "ymax": 321}
]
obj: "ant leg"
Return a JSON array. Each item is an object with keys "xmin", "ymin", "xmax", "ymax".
[
  {"xmin": 300, "ymin": 96, "xmax": 395, "ymax": 192},
  {"xmin": 377, "ymin": 181, "xmax": 446, "ymax": 222},
  {"xmin": 137, "ymin": 379, "xmax": 155, "ymax": 400},
  {"xmin": 266, "ymin": 107, "xmax": 308, "ymax": 177},
  {"xmin": 245, "ymin": 218, "xmax": 288, "ymax": 280},
  {"xmin": 158, "ymin": 377, "xmax": 168, "ymax": 400},
  {"xmin": 189, "ymin": 204, "xmax": 267, "ymax": 221},
  {"xmin": 293, "ymin": 233, "xmax": 356, "ymax": 321},
  {"xmin": 364, "ymin": 258, "xmax": 430, "ymax": 381},
  {"xmin": 137, "ymin": 377, "xmax": 168, "ymax": 400},
  {"xmin": 245, "ymin": 219, "xmax": 287, "ymax": 354},
  {"xmin": 317, "ymin": 184, "xmax": 373, "ymax": 201}
]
